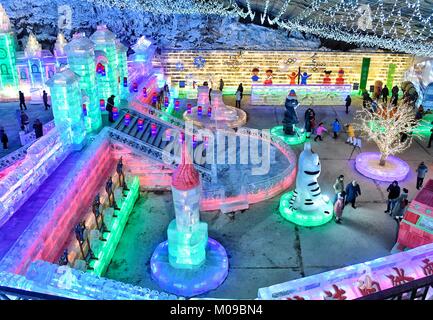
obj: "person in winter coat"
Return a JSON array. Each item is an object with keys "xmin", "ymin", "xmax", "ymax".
[
  {"xmin": 106, "ymin": 95, "xmax": 115, "ymax": 123},
  {"xmin": 20, "ymin": 110, "xmax": 30, "ymax": 132},
  {"xmin": 345, "ymin": 180, "xmax": 361, "ymax": 209},
  {"xmin": 345, "ymin": 95, "xmax": 352, "ymax": 114},
  {"xmin": 33, "ymin": 119, "xmax": 44, "ymax": 139},
  {"xmin": 333, "ymin": 175, "xmax": 345, "ymax": 204},
  {"xmin": 314, "ymin": 122, "xmax": 327, "ymax": 141},
  {"xmin": 304, "ymin": 108, "xmax": 316, "ymax": 138},
  {"xmin": 0, "ymin": 127, "xmax": 8, "ymax": 149},
  {"xmin": 362, "ymin": 90, "xmax": 370, "ymax": 108},
  {"xmin": 19, "ymin": 91, "xmax": 27, "ymax": 110},
  {"xmin": 382, "ymin": 85, "xmax": 389, "ymax": 103},
  {"xmin": 219, "ymin": 79, "xmax": 224, "ymax": 92},
  {"xmin": 334, "ymin": 191, "xmax": 346, "ymax": 224},
  {"xmin": 42, "ymin": 90, "xmax": 50, "ymax": 110},
  {"xmin": 391, "ymin": 188, "xmax": 409, "ymax": 220},
  {"xmin": 385, "ymin": 180, "xmax": 401, "ymax": 213},
  {"xmin": 332, "ymin": 119, "xmax": 341, "ymax": 139},
  {"xmin": 416, "ymin": 162, "xmax": 429, "ymax": 190},
  {"xmin": 391, "ymin": 85, "xmax": 399, "ymax": 106},
  {"xmin": 235, "ymin": 89, "xmax": 242, "ymax": 108},
  {"xmin": 346, "ymin": 123, "xmax": 355, "ymax": 144}
]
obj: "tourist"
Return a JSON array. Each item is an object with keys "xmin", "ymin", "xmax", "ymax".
[
  {"xmin": 416, "ymin": 162, "xmax": 429, "ymax": 190},
  {"xmin": 345, "ymin": 95, "xmax": 351, "ymax": 114},
  {"xmin": 333, "ymin": 175, "xmax": 345, "ymax": 204},
  {"xmin": 0, "ymin": 127, "xmax": 8, "ymax": 149},
  {"xmin": 19, "ymin": 90, "xmax": 27, "ymax": 110},
  {"xmin": 304, "ymin": 108, "xmax": 316, "ymax": 138},
  {"xmin": 391, "ymin": 85, "xmax": 399, "ymax": 106},
  {"xmin": 415, "ymin": 105, "xmax": 424, "ymax": 120},
  {"xmin": 20, "ymin": 110, "xmax": 30, "ymax": 132},
  {"xmin": 391, "ymin": 188, "xmax": 409, "ymax": 220},
  {"xmin": 237, "ymin": 83, "xmax": 244, "ymax": 99},
  {"xmin": 33, "ymin": 119, "xmax": 43, "ymax": 139},
  {"xmin": 362, "ymin": 90, "xmax": 370, "ymax": 108},
  {"xmin": 42, "ymin": 90, "xmax": 51, "ymax": 110},
  {"xmin": 345, "ymin": 123, "xmax": 355, "ymax": 144},
  {"xmin": 106, "ymin": 95, "xmax": 115, "ymax": 123},
  {"xmin": 116, "ymin": 157, "xmax": 129, "ymax": 191},
  {"xmin": 219, "ymin": 78, "xmax": 224, "ymax": 92},
  {"xmin": 235, "ymin": 88, "xmax": 242, "ymax": 108},
  {"xmin": 105, "ymin": 176, "xmax": 116, "ymax": 208},
  {"xmin": 345, "ymin": 180, "xmax": 361, "ymax": 209},
  {"xmin": 334, "ymin": 191, "xmax": 346, "ymax": 224},
  {"xmin": 385, "ymin": 180, "xmax": 401, "ymax": 214},
  {"xmin": 332, "ymin": 119, "xmax": 341, "ymax": 139},
  {"xmin": 382, "ymin": 85, "xmax": 389, "ymax": 103},
  {"xmin": 314, "ymin": 122, "xmax": 327, "ymax": 142},
  {"xmin": 428, "ymin": 124, "xmax": 433, "ymax": 148}
]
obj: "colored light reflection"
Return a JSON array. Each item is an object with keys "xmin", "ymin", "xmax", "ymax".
[
  {"xmin": 355, "ymin": 152, "xmax": 410, "ymax": 182},
  {"xmin": 270, "ymin": 125, "xmax": 307, "ymax": 145}
]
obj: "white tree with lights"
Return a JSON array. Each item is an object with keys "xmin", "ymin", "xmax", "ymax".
[{"xmin": 354, "ymin": 102, "xmax": 419, "ymax": 166}]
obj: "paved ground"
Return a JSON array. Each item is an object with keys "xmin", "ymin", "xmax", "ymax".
[
  {"xmin": 0, "ymin": 101, "xmax": 54, "ymax": 158},
  {"xmin": 104, "ymin": 95, "xmax": 433, "ymax": 299}
]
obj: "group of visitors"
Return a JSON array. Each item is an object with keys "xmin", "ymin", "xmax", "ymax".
[
  {"xmin": 19, "ymin": 90, "xmax": 51, "ymax": 111},
  {"xmin": 332, "ymin": 175, "xmax": 362, "ymax": 224}
]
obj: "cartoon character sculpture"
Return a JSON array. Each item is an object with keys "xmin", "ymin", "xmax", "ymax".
[
  {"xmin": 279, "ymin": 142, "xmax": 333, "ymax": 226},
  {"xmin": 264, "ymin": 69, "xmax": 273, "ymax": 85},
  {"xmin": 300, "ymin": 72, "xmax": 312, "ymax": 85},
  {"xmin": 288, "ymin": 72, "xmax": 298, "ymax": 85},
  {"xmin": 251, "ymin": 67, "xmax": 260, "ymax": 82},
  {"xmin": 335, "ymin": 69, "xmax": 345, "ymax": 85},
  {"xmin": 323, "ymin": 70, "xmax": 332, "ymax": 85},
  {"xmin": 282, "ymin": 90, "xmax": 299, "ymax": 135}
]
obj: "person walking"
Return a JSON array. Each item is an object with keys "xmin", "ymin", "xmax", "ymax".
[
  {"xmin": 346, "ymin": 123, "xmax": 355, "ymax": 144},
  {"xmin": 20, "ymin": 110, "xmax": 30, "ymax": 132},
  {"xmin": 334, "ymin": 191, "xmax": 346, "ymax": 224},
  {"xmin": 235, "ymin": 88, "xmax": 242, "ymax": 108},
  {"xmin": 33, "ymin": 119, "xmax": 44, "ymax": 139},
  {"xmin": 304, "ymin": 108, "xmax": 316, "ymax": 138},
  {"xmin": 332, "ymin": 119, "xmax": 341, "ymax": 139},
  {"xmin": 391, "ymin": 188, "xmax": 409, "ymax": 221},
  {"xmin": 314, "ymin": 122, "xmax": 327, "ymax": 142},
  {"xmin": 19, "ymin": 91, "xmax": 27, "ymax": 110},
  {"xmin": 42, "ymin": 90, "xmax": 50, "ymax": 110},
  {"xmin": 333, "ymin": 175, "xmax": 345, "ymax": 204},
  {"xmin": 391, "ymin": 85, "xmax": 399, "ymax": 106},
  {"xmin": 385, "ymin": 180, "xmax": 401, "ymax": 214},
  {"xmin": 382, "ymin": 85, "xmax": 389, "ymax": 103},
  {"xmin": 362, "ymin": 90, "xmax": 370, "ymax": 109},
  {"xmin": 416, "ymin": 162, "xmax": 429, "ymax": 190},
  {"xmin": 106, "ymin": 95, "xmax": 115, "ymax": 123},
  {"xmin": 237, "ymin": 83, "xmax": 244, "ymax": 98},
  {"xmin": 345, "ymin": 180, "xmax": 361, "ymax": 209},
  {"xmin": 345, "ymin": 95, "xmax": 352, "ymax": 114},
  {"xmin": 219, "ymin": 79, "xmax": 224, "ymax": 92},
  {"xmin": 0, "ymin": 127, "xmax": 8, "ymax": 149}
]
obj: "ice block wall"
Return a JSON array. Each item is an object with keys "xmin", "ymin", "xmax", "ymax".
[
  {"xmin": 258, "ymin": 242, "xmax": 433, "ymax": 300},
  {"xmin": 65, "ymin": 33, "xmax": 102, "ymax": 133},
  {"xmin": 46, "ymin": 68, "xmax": 86, "ymax": 148},
  {"xmin": 0, "ymin": 261, "xmax": 178, "ymax": 300},
  {"xmin": 0, "ymin": 128, "xmax": 70, "ymax": 227},
  {"xmin": 116, "ymin": 40, "xmax": 129, "ymax": 101},
  {"xmin": 0, "ymin": 129, "xmax": 115, "ymax": 274}
]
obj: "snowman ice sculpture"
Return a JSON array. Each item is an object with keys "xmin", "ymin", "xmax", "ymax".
[{"xmin": 279, "ymin": 142, "xmax": 333, "ymax": 227}]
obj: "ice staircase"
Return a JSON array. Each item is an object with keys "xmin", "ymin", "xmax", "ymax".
[{"xmin": 110, "ymin": 109, "xmax": 214, "ymax": 183}]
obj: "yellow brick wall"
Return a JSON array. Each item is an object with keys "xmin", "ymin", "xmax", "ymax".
[{"xmin": 159, "ymin": 50, "xmax": 414, "ymax": 93}]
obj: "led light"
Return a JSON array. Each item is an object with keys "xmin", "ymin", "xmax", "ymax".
[
  {"xmin": 82, "ymin": 103, "xmax": 87, "ymax": 116},
  {"xmin": 133, "ymin": 82, "xmax": 138, "ymax": 92},
  {"xmin": 99, "ymin": 99, "xmax": 105, "ymax": 111},
  {"xmin": 137, "ymin": 118, "xmax": 144, "ymax": 131},
  {"xmin": 112, "ymin": 107, "xmax": 119, "ymax": 120},
  {"xmin": 142, "ymin": 86, "xmax": 147, "ymax": 97},
  {"xmin": 187, "ymin": 103, "xmax": 192, "ymax": 114},
  {"xmin": 124, "ymin": 113, "xmax": 131, "ymax": 126}
]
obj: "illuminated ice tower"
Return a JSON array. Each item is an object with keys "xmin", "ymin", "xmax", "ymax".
[
  {"xmin": 90, "ymin": 25, "xmax": 119, "ymax": 105},
  {"xmin": 151, "ymin": 143, "xmax": 228, "ymax": 297},
  {"xmin": 53, "ymin": 33, "xmax": 68, "ymax": 69},
  {"xmin": 65, "ymin": 33, "xmax": 102, "ymax": 132},
  {"xmin": 0, "ymin": 4, "xmax": 19, "ymax": 99},
  {"xmin": 46, "ymin": 68, "xmax": 86, "ymax": 149}
]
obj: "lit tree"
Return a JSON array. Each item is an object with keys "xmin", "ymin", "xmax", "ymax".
[
  {"xmin": 24, "ymin": 33, "xmax": 42, "ymax": 57},
  {"xmin": 354, "ymin": 102, "xmax": 419, "ymax": 166}
]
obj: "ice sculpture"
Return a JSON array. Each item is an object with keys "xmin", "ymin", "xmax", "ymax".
[
  {"xmin": 116, "ymin": 40, "xmax": 129, "ymax": 100},
  {"xmin": 279, "ymin": 142, "xmax": 333, "ymax": 227},
  {"xmin": 151, "ymin": 143, "xmax": 228, "ymax": 296},
  {"xmin": 46, "ymin": 68, "xmax": 86, "ymax": 149},
  {"xmin": 0, "ymin": 4, "xmax": 19, "ymax": 99},
  {"xmin": 90, "ymin": 25, "xmax": 120, "ymax": 104},
  {"xmin": 65, "ymin": 32, "xmax": 102, "ymax": 132}
]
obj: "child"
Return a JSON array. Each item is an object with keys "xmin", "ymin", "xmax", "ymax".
[
  {"xmin": 334, "ymin": 191, "xmax": 346, "ymax": 224},
  {"xmin": 332, "ymin": 119, "xmax": 341, "ymax": 139},
  {"xmin": 346, "ymin": 123, "xmax": 355, "ymax": 144},
  {"xmin": 314, "ymin": 122, "xmax": 327, "ymax": 142}
]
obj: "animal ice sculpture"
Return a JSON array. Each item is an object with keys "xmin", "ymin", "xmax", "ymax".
[{"xmin": 279, "ymin": 142, "xmax": 333, "ymax": 227}]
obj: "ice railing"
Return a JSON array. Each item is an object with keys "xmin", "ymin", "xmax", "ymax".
[
  {"xmin": 0, "ymin": 260, "xmax": 179, "ymax": 300},
  {"xmin": 0, "ymin": 127, "xmax": 70, "ymax": 228},
  {"xmin": 0, "ymin": 131, "xmax": 104, "ymax": 273},
  {"xmin": 0, "ymin": 144, "xmax": 29, "ymax": 171},
  {"xmin": 18, "ymin": 120, "xmax": 55, "ymax": 146}
]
